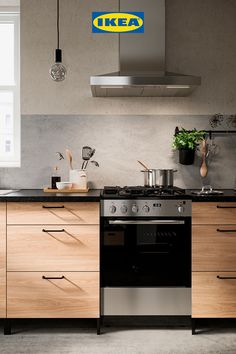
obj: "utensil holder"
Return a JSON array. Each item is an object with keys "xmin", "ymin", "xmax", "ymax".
[{"xmin": 69, "ymin": 169, "xmax": 87, "ymax": 189}]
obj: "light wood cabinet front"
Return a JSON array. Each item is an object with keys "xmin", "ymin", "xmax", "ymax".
[
  {"xmin": 7, "ymin": 225, "xmax": 99, "ymax": 272},
  {"xmin": 192, "ymin": 272, "xmax": 236, "ymax": 318},
  {"xmin": 192, "ymin": 202, "xmax": 236, "ymax": 225},
  {"xmin": 7, "ymin": 202, "xmax": 99, "ymax": 225},
  {"xmin": 7, "ymin": 272, "xmax": 99, "ymax": 318},
  {"xmin": 0, "ymin": 203, "xmax": 6, "ymax": 318},
  {"xmin": 193, "ymin": 225, "xmax": 236, "ymax": 271}
]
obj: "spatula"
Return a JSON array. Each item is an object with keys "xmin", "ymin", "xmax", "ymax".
[
  {"xmin": 200, "ymin": 139, "xmax": 208, "ymax": 177},
  {"xmin": 65, "ymin": 149, "xmax": 73, "ymax": 170}
]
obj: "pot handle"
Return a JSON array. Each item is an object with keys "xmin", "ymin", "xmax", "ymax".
[{"xmin": 173, "ymin": 169, "xmax": 178, "ymax": 172}]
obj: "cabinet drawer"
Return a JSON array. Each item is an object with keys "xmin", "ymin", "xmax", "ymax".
[
  {"xmin": 7, "ymin": 225, "xmax": 99, "ymax": 271},
  {"xmin": 192, "ymin": 202, "xmax": 236, "ymax": 225},
  {"xmin": 7, "ymin": 202, "xmax": 99, "ymax": 225},
  {"xmin": 7, "ymin": 272, "xmax": 99, "ymax": 318},
  {"xmin": 192, "ymin": 225, "xmax": 236, "ymax": 271},
  {"xmin": 192, "ymin": 272, "xmax": 236, "ymax": 318}
]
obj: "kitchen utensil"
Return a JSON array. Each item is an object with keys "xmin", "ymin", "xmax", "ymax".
[
  {"xmin": 56, "ymin": 182, "xmax": 73, "ymax": 190},
  {"xmin": 141, "ymin": 170, "xmax": 156, "ymax": 187},
  {"xmin": 155, "ymin": 169, "xmax": 177, "ymax": 187},
  {"xmin": 84, "ymin": 148, "xmax": 95, "ymax": 169},
  {"xmin": 91, "ymin": 160, "xmax": 99, "ymax": 167},
  {"xmin": 65, "ymin": 149, "xmax": 73, "ymax": 170},
  {"xmin": 137, "ymin": 160, "xmax": 149, "ymax": 170},
  {"xmin": 200, "ymin": 139, "xmax": 208, "ymax": 177},
  {"xmin": 81, "ymin": 146, "xmax": 94, "ymax": 170}
]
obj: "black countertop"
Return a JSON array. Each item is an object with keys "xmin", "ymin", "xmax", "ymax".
[
  {"xmin": 0, "ymin": 189, "xmax": 235, "ymax": 202},
  {"xmin": 0, "ymin": 189, "xmax": 101, "ymax": 202},
  {"xmin": 186, "ymin": 189, "xmax": 236, "ymax": 202}
]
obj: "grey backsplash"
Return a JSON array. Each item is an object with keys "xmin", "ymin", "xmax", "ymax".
[{"xmin": 0, "ymin": 115, "xmax": 235, "ymax": 190}]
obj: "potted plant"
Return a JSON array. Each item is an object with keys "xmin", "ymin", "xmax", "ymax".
[{"xmin": 172, "ymin": 128, "xmax": 206, "ymax": 165}]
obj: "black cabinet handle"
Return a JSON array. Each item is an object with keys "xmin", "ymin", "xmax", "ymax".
[
  {"xmin": 217, "ymin": 275, "xmax": 236, "ymax": 280},
  {"xmin": 42, "ymin": 205, "xmax": 65, "ymax": 209},
  {"xmin": 42, "ymin": 276, "xmax": 65, "ymax": 280},
  {"xmin": 42, "ymin": 229, "xmax": 65, "ymax": 233},
  {"xmin": 217, "ymin": 229, "xmax": 236, "ymax": 233},
  {"xmin": 217, "ymin": 205, "xmax": 236, "ymax": 209}
]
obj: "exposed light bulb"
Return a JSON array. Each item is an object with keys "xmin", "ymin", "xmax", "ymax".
[
  {"xmin": 50, "ymin": 63, "xmax": 66, "ymax": 82},
  {"xmin": 50, "ymin": 49, "xmax": 66, "ymax": 82}
]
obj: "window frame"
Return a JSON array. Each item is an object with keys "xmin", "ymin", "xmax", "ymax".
[{"xmin": 0, "ymin": 8, "xmax": 20, "ymax": 167}]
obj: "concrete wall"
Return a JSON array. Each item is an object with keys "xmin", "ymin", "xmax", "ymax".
[
  {"xmin": 0, "ymin": 115, "xmax": 235, "ymax": 189},
  {"xmin": 21, "ymin": 0, "xmax": 236, "ymax": 115}
]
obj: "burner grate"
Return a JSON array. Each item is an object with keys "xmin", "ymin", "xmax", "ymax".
[{"xmin": 102, "ymin": 185, "xmax": 186, "ymax": 197}]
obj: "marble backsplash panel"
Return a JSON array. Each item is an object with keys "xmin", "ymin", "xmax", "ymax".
[{"xmin": 0, "ymin": 115, "xmax": 235, "ymax": 189}]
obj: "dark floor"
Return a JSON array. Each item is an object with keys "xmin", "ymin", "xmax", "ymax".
[{"xmin": 0, "ymin": 318, "xmax": 236, "ymax": 354}]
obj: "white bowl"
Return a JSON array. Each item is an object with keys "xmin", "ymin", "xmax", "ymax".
[{"xmin": 56, "ymin": 182, "xmax": 73, "ymax": 190}]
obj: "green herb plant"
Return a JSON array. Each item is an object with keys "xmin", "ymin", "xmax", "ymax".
[{"xmin": 172, "ymin": 128, "xmax": 206, "ymax": 150}]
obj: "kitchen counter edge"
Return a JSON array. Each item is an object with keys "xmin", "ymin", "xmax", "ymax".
[{"xmin": 0, "ymin": 189, "xmax": 235, "ymax": 202}]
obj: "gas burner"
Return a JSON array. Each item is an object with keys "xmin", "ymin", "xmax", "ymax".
[
  {"xmin": 102, "ymin": 186, "xmax": 186, "ymax": 198},
  {"xmin": 145, "ymin": 186, "xmax": 185, "ymax": 196},
  {"xmin": 119, "ymin": 186, "xmax": 146, "ymax": 197}
]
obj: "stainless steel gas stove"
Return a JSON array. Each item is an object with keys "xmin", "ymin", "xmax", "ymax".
[{"xmin": 100, "ymin": 186, "xmax": 192, "ymax": 317}]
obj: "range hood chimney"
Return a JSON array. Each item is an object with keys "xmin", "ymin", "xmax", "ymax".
[{"xmin": 90, "ymin": 0, "xmax": 201, "ymax": 97}]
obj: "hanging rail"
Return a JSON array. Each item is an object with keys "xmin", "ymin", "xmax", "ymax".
[{"xmin": 175, "ymin": 127, "xmax": 236, "ymax": 139}]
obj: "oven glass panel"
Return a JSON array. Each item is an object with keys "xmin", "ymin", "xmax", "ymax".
[{"xmin": 101, "ymin": 218, "xmax": 191, "ymax": 287}]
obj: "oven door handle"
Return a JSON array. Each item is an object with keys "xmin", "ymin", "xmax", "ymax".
[{"xmin": 108, "ymin": 220, "xmax": 185, "ymax": 225}]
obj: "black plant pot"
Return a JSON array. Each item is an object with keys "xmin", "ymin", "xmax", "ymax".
[{"xmin": 179, "ymin": 149, "xmax": 195, "ymax": 165}]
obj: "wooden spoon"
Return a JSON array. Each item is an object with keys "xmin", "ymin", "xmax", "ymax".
[
  {"xmin": 65, "ymin": 149, "xmax": 73, "ymax": 170},
  {"xmin": 200, "ymin": 140, "xmax": 208, "ymax": 177},
  {"xmin": 137, "ymin": 160, "xmax": 149, "ymax": 170}
]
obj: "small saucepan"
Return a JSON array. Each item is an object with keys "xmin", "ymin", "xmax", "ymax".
[{"xmin": 141, "ymin": 169, "xmax": 157, "ymax": 187}]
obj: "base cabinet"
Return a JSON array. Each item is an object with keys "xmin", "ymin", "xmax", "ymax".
[
  {"xmin": 192, "ymin": 202, "xmax": 236, "ymax": 333},
  {"xmin": 0, "ymin": 203, "xmax": 6, "ymax": 318},
  {"xmin": 0, "ymin": 201, "xmax": 100, "ymax": 335}
]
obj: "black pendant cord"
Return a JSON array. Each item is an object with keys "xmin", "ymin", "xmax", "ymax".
[
  {"xmin": 57, "ymin": 0, "xmax": 60, "ymax": 49},
  {"xmin": 55, "ymin": 0, "xmax": 62, "ymax": 63}
]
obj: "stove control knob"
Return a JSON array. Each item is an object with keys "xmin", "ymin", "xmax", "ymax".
[
  {"xmin": 132, "ymin": 204, "xmax": 139, "ymax": 213},
  {"xmin": 120, "ymin": 205, "xmax": 128, "ymax": 214},
  {"xmin": 177, "ymin": 205, "xmax": 185, "ymax": 213},
  {"xmin": 143, "ymin": 205, "xmax": 150, "ymax": 213},
  {"xmin": 109, "ymin": 205, "xmax": 116, "ymax": 214}
]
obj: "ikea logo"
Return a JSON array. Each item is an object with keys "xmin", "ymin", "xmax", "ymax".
[{"xmin": 92, "ymin": 12, "xmax": 144, "ymax": 33}]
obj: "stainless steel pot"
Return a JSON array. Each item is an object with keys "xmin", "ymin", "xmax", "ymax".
[
  {"xmin": 155, "ymin": 169, "xmax": 177, "ymax": 187},
  {"xmin": 141, "ymin": 170, "xmax": 156, "ymax": 187}
]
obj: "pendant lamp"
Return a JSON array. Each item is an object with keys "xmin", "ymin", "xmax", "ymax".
[{"xmin": 49, "ymin": 0, "xmax": 67, "ymax": 81}]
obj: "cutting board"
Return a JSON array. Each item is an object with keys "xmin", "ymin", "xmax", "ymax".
[{"xmin": 43, "ymin": 188, "xmax": 89, "ymax": 193}]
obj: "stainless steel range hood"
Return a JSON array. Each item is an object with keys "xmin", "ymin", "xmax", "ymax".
[{"xmin": 90, "ymin": 0, "xmax": 201, "ymax": 97}]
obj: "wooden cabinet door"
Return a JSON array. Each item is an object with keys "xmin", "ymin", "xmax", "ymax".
[
  {"xmin": 192, "ymin": 225, "xmax": 236, "ymax": 271},
  {"xmin": 192, "ymin": 272, "xmax": 236, "ymax": 318},
  {"xmin": 192, "ymin": 203, "xmax": 236, "ymax": 225},
  {"xmin": 7, "ymin": 272, "xmax": 99, "ymax": 318},
  {"xmin": 7, "ymin": 202, "xmax": 99, "ymax": 225},
  {"xmin": 7, "ymin": 225, "xmax": 99, "ymax": 271},
  {"xmin": 0, "ymin": 203, "xmax": 6, "ymax": 318}
]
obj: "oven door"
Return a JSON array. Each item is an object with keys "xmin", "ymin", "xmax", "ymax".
[{"xmin": 101, "ymin": 217, "xmax": 191, "ymax": 287}]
